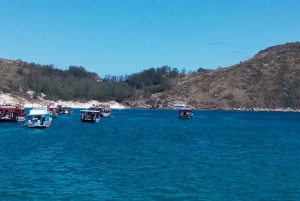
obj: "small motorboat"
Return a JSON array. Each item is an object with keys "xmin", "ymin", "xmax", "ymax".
[
  {"xmin": 178, "ymin": 108, "xmax": 193, "ymax": 119},
  {"xmin": 80, "ymin": 110, "xmax": 101, "ymax": 123},
  {"xmin": 25, "ymin": 108, "xmax": 52, "ymax": 128}
]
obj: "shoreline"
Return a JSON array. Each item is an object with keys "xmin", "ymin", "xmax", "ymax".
[
  {"xmin": 0, "ymin": 93, "xmax": 127, "ymax": 109},
  {"xmin": 22, "ymin": 100, "xmax": 127, "ymax": 109},
  {"xmin": 1, "ymin": 93, "xmax": 300, "ymax": 112}
]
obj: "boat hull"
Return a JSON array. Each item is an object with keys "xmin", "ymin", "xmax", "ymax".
[
  {"xmin": 59, "ymin": 111, "xmax": 72, "ymax": 114},
  {"xmin": 0, "ymin": 116, "xmax": 26, "ymax": 122},
  {"xmin": 25, "ymin": 121, "xmax": 51, "ymax": 128},
  {"xmin": 81, "ymin": 118, "xmax": 100, "ymax": 123},
  {"xmin": 101, "ymin": 112, "xmax": 111, "ymax": 117},
  {"xmin": 51, "ymin": 113, "xmax": 58, "ymax": 118},
  {"xmin": 178, "ymin": 115, "xmax": 192, "ymax": 119}
]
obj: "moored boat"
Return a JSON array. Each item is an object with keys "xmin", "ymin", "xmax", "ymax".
[
  {"xmin": 57, "ymin": 105, "xmax": 73, "ymax": 114},
  {"xmin": 47, "ymin": 103, "xmax": 59, "ymax": 118},
  {"xmin": 100, "ymin": 105, "xmax": 112, "ymax": 117},
  {"xmin": 0, "ymin": 101, "xmax": 26, "ymax": 122},
  {"xmin": 80, "ymin": 110, "xmax": 100, "ymax": 122},
  {"xmin": 169, "ymin": 102, "xmax": 187, "ymax": 109},
  {"xmin": 25, "ymin": 108, "xmax": 52, "ymax": 128},
  {"xmin": 90, "ymin": 104, "xmax": 112, "ymax": 117},
  {"xmin": 178, "ymin": 108, "xmax": 193, "ymax": 119}
]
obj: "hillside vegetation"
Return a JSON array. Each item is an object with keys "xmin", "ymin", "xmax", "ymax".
[
  {"xmin": 0, "ymin": 59, "xmax": 179, "ymax": 103},
  {"xmin": 1, "ymin": 42, "xmax": 300, "ymax": 110}
]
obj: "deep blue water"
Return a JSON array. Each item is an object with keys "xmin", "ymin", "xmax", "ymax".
[{"xmin": 1, "ymin": 109, "xmax": 300, "ymax": 200}]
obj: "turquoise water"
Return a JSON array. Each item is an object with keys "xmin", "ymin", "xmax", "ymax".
[{"xmin": 1, "ymin": 109, "xmax": 300, "ymax": 200}]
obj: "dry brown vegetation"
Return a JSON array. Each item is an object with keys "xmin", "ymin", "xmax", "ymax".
[{"xmin": 147, "ymin": 42, "xmax": 300, "ymax": 109}]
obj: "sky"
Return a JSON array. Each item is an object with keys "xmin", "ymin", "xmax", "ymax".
[{"xmin": 0, "ymin": 0, "xmax": 299, "ymax": 77}]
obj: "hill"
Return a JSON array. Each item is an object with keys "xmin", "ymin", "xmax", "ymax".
[
  {"xmin": 0, "ymin": 59, "xmax": 177, "ymax": 105},
  {"xmin": 141, "ymin": 42, "xmax": 300, "ymax": 110},
  {"xmin": 1, "ymin": 42, "xmax": 300, "ymax": 110}
]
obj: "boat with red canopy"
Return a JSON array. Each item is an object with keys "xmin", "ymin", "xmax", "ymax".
[{"xmin": 0, "ymin": 101, "xmax": 26, "ymax": 122}]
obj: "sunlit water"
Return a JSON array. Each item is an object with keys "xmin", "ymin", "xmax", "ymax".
[{"xmin": 1, "ymin": 109, "xmax": 300, "ymax": 200}]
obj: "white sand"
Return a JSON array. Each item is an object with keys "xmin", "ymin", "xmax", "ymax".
[{"xmin": 0, "ymin": 93, "xmax": 127, "ymax": 109}]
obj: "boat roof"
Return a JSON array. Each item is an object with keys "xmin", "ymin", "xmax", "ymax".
[
  {"xmin": 0, "ymin": 105, "xmax": 25, "ymax": 110},
  {"xmin": 28, "ymin": 108, "xmax": 50, "ymax": 115}
]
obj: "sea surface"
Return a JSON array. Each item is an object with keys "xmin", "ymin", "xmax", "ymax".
[{"xmin": 1, "ymin": 109, "xmax": 300, "ymax": 200}]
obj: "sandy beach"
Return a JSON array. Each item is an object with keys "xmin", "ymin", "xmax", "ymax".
[
  {"xmin": 0, "ymin": 93, "xmax": 127, "ymax": 109},
  {"xmin": 1, "ymin": 92, "xmax": 300, "ymax": 112}
]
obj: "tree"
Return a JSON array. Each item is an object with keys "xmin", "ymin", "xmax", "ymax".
[{"xmin": 197, "ymin": 67, "xmax": 203, "ymax": 72}]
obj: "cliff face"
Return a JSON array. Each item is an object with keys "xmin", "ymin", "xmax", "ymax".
[{"xmin": 136, "ymin": 42, "xmax": 300, "ymax": 110}]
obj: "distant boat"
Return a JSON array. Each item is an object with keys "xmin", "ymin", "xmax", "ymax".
[
  {"xmin": 57, "ymin": 105, "xmax": 73, "ymax": 114},
  {"xmin": 90, "ymin": 104, "xmax": 112, "ymax": 117},
  {"xmin": 178, "ymin": 108, "xmax": 193, "ymax": 119},
  {"xmin": 47, "ymin": 103, "xmax": 58, "ymax": 118},
  {"xmin": 0, "ymin": 101, "xmax": 26, "ymax": 122},
  {"xmin": 169, "ymin": 103, "xmax": 186, "ymax": 109},
  {"xmin": 25, "ymin": 108, "xmax": 52, "ymax": 128},
  {"xmin": 80, "ymin": 110, "xmax": 100, "ymax": 123},
  {"xmin": 99, "ymin": 105, "xmax": 112, "ymax": 117}
]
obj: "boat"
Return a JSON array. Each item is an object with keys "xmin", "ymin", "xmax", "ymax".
[
  {"xmin": 25, "ymin": 107, "xmax": 52, "ymax": 128},
  {"xmin": 0, "ymin": 101, "xmax": 26, "ymax": 122},
  {"xmin": 169, "ymin": 102, "xmax": 186, "ymax": 109},
  {"xmin": 57, "ymin": 105, "xmax": 73, "ymax": 114},
  {"xmin": 100, "ymin": 105, "xmax": 112, "ymax": 117},
  {"xmin": 178, "ymin": 108, "xmax": 193, "ymax": 119},
  {"xmin": 47, "ymin": 103, "xmax": 59, "ymax": 118},
  {"xmin": 90, "ymin": 104, "xmax": 112, "ymax": 117},
  {"xmin": 80, "ymin": 110, "xmax": 100, "ymax": 122}
]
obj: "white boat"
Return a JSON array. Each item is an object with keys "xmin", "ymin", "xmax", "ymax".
[
  {"xmin": 80, "ymin": 110, "xmax": 100, "ymax": 122},
  {"xmin": 169, "ymin": 102, "xmax": 186, "ymax": 109},
  {"xmin": 90, "ymin": 104, "xmax": 112, "ymax": 117},
  {"xmin": 100, "ymin": 105, "xmax": 112, "ymax": 117},
  {"xmin": 25, "ymin": 108, "xmax": 52, "ymax": 128}
]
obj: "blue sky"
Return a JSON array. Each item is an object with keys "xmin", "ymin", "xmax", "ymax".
[{"xmin": 0, "ymin": 0, "xmax": 299, "ymax": 77}]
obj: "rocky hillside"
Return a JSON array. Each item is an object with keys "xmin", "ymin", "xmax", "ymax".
[{"xmin": 135, "ymin": 42, "xmax": 300, "ymax": 110}]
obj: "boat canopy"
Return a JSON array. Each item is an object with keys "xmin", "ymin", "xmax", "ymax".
[{"xmin": 28, "ymin": 108, "xmax": 49, "ymax": 115}]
